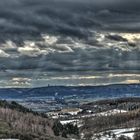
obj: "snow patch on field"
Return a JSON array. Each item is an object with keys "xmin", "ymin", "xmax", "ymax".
[
  {"xmin": 60, "ymin": 119, "xmax": 83, "ymax": 128},
  {"xmin": 82, "ymin": 109, "xmax": 127, "ymax": 118},
  {"xmin": 60, "ymin": 119, "xmax": 78, "ymax": 125},
  {"xmin": 92, "ymin": 128, "xmax": 135, "ymax": 140},
  {"xmin": 111, "ymin": 128, "xmax": 135, "ymax": 138},
  {"xmin": 97, "ymin": 109, "xmax": 127, "ymax": 116}
]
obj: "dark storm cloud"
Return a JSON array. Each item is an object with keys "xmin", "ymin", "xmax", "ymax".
[
  {"xmin": 1, "ymin": 0, "xmax": 140, "ymax": 41},
  {"xmin": 0, "ymin": 34, "xmax": 139, "ymax": 72},
  {"xmin": 106, "ymin": 34, "xmax": 128, "ymax": 42},
  {"xmin": 0, "ymin": 0, "xmax": 140, "ymax": 87}
]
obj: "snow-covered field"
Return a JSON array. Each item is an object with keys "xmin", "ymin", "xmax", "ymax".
[
  {"xmin": 60, "ymin": 119, "xmax": 78, "ymax": 125},
  {"xmin": 81, "ymin": 109, "xmax": 127, "ymax": 118},
  {"xmin": 60, "ymin": 119, "xmax": 83, "ymax": 127},
  {"xmin": 92, "ymin": 128, "xmax": 135, "ymax": 140}
]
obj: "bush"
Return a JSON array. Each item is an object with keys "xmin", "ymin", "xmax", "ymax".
[
  {"xmin": 52, "ymin": 121, "xmax": 79, "ymax": 138},
  {"xmin": 52, "ymin": 121, "xmax": 63, "ymax": 136},
  {"xmin": 118, "ymin": 135, "xmax": 132, "ymax": 140},
  {"xmin": 134, "ymin": 130, "xmax": 140, "ymax": 140}
]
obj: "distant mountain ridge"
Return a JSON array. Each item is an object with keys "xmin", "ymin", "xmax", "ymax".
[{"xmin": 0, "ymin": 84, "xmax": 139, "ymax": 100}]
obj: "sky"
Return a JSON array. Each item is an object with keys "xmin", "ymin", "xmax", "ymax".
[{"xmin": 0, "ymin": 0, "xmax": 140, "ymax": 87}]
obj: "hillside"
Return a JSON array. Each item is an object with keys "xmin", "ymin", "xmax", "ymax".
[
  {"xmin": 79, "ymin": 98, "xmax": 140, "ymax": 140},
  {"xmin": 0, "ymin": 100, "xmax": 66, "ymax": 140}
]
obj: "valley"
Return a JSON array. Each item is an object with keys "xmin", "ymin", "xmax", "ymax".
[{"xmin": 0, "ymin": 84, "xmax": 140, "ymax": 139}]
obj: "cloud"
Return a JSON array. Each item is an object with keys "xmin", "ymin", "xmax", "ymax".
[
  {"xmin": 6, "ymin": 77, "xmax": 32, "ymax": 87},
  {"xmin": 122, "ymin": 80, "xmax": 140, "ymax": 84},
  {"xmin": 106, "ymin": 34, "xmax": 128, "ymax": 42},
  {"xmin": 0, "ymin": 0, "xmax": 140, "ymax": 41},
  {"xmin": 0, "ymin": 49, "xmax": 9, "ymax": 57},
  {"xmin": 42, "ymin": 34, "xmax": 58, "ymax": 45},
  {"xmin": 54, "ymin": 44, "xmax": 73, "ymax": 53},
  {"xmin": 17, "ymin": 46, "xmax": 47, "ymax": 57},
  {"xmin": 0, "ymin": 0, "xmax": 139, "ymax": 87},
  {"xmin": 0, "ymin": 32, "xmax": 139, "ymax": 72}
]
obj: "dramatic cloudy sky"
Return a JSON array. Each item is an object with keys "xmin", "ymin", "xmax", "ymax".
[{"xmin": 0, "ymin": 0, "xmax": 140, "ymax": 87}]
